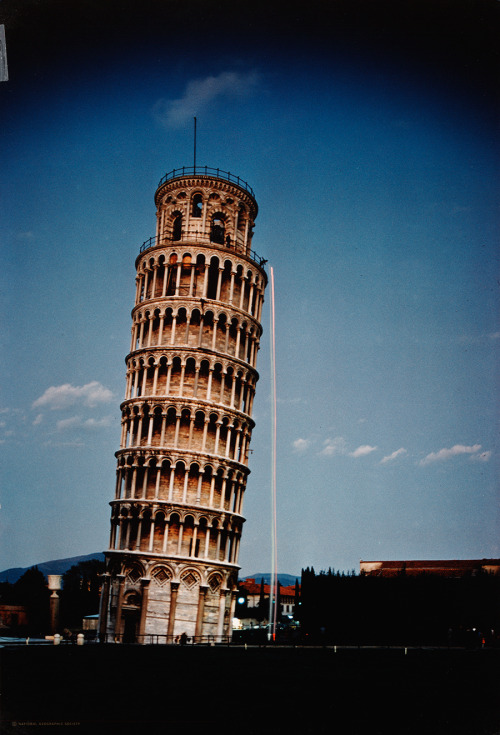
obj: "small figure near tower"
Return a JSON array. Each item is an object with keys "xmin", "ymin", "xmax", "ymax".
[{"xmin": 99, "ymin": 166, "xmax": 267, "ymax": 643}]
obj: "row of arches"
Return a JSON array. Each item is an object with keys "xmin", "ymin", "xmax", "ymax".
[
  {"xmin": 156, "ymin": 186, "xmax": 255, "ymax": 254},
  {"xmin": 130, "ymin": 308, "xmax": 260, "ymax": 367},
  {"xmin": 135, "ymin": 253, "xmax": 265, "ymax": 321},
  {"xmin": 114, "ymin": 456, "xmax": 247, "ymax": 512},
  {"xmin": 125, "ymin": 356, "xmax": 257, "ymax": 413},
  {"xmin": 118, "ymin": 559, "xmax": 230, "ymax": 593},
  {"xmin": 109, "ymin": 507, "xmax": 242, "ymax": 565},
  {"xmin": 119, "ymin": 405, "xmax": 252, "ymax": 465}
]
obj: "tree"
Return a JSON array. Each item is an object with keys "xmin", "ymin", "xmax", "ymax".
[
  {"xmin": 60, "ymin": 559, "xmax": 105, "ymax": 628},
  {"xmin": 13, "ymin": 566, "xmax": 50, "ymax": 635}
]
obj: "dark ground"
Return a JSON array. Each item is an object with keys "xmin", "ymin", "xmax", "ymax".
[{"xmin": 1, "ymin": 645, "xmax": 499, "ymax": 735}]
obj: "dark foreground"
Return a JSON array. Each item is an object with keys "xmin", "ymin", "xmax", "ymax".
[{"xmin": 1, "ymin": 645, "xmax": 499, "ymax": 735}]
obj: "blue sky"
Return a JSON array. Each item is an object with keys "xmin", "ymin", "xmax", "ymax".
[{"xmin": 1, "ymin": 0, "xmax": 498, "ymax": 576}]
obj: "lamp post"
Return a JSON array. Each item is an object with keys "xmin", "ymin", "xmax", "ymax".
[{"xmin": 47, "ymin": 575, "xmax": 62, "ymax": 635}]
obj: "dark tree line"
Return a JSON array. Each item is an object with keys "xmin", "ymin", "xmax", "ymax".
[
  {"xmin": 0, "ymin": 560, "xmax": 105, "ymax": 636},
  {"xmin": 299, "ymin": 567, "xmax": 500, "ymax": 646}
]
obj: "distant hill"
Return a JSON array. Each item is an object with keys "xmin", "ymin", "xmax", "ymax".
[
  {"xmin": 243, "ymin": 573, "xmax": 300, "ymax": 586},
  {"xmin": 0, "ymin": 552, "xmax": 105, "ymax": 583}
]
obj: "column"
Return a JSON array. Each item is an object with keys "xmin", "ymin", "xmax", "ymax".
[
  {"xmin": 196, "ymin": 473, "xmax": 203, "ymax": 504},
  {"xmin": 152, "ymin": 364, "xmax": 159, "ymax": 395},
  {"xmin": 114, "ymin": 575, "xmax": 126, "ymax": 641},
  {"xmin": 195, "ymin": 586, "xmax": 208, "ymax": 640},
  {"xmin": 216, "ymin": 589, "xmax": 228, "ymax": 640},
  {"xmin": 168, "ymin": 466, "xmax": 175, "ymax": 501},
  {"xmin": 115, "ymin": 467, "xmax": 123, "ymax": 499},
  {"xmin": 158, "ymin": 312, "xmax": 165, "ymax": 344},
  {"xmin": 142, "ymin": 465, "xmax": 149, "ymax": 497},
  {"xmin": 215, "ymin": 268, "xmax": 222, "ymax": 301},
  {"xmin": 212, "ymin": 318, "xmax": 218, "ymax": 351},
  {"xmin": 130, "ymin": 466, "xmax": 138, "ymax": 498},
  {"xmin": 175, "ymin": 264, "xmax": 181, "ymax": 295},
  {"xmin": 135, "ymin": 516, "xmax": 143, "ymax": 550},
  {"xmin": 225, "ymin": 427, "xmax": 233, "ymax": 458},
  {"xmin": 229, "ymin": 271, "xmax": 235, "ymax": 304},
  {"xmin": 239, "ymin": 278, "xmax": 246, "ymax": 310},
  {"xmin": 189, "ymin": 265, "xmax": 196, "ymax": 296},
  {"xmin": 147, "ymin": 314, "xmax": 153, "ymax": 347},
  {"xmin": 151, "ymin": 266, "xmax": 158, "ymax": 299},
  {"xmin": 167, "ymin": 582, "xmax": 179, "ymax": 641},
  {"xmin": 165, "ymin": 363, "xmax": 172, "ymax": 395},
  {"xmin": 202, "ymin": 263, "xmax": 209, "ymax": 298},
  {"xmin": 174, "ymin": 414, "xmax": 181, "ymax": 447},
  {"xmin": 155, "ymin": 467, "xmax": 162, "ymax": 499},
  {"xmin": 98, "ymin": 573, "xmax": 111, "ymax": 643},
  {"xmin": 148, "ymin": 515, "xmax": 155, "ymax": 551},
  {"xmin": 214, "ymin": 421, "xmax": 221, "ymax": 455},
  {"xmin": 170, "ymin": 314, "xmax": 177, "ymax": 345},
  {"xmin": 179, "ymin": 363, "xmax": 186, "ymax": 396},
  {"xmin": 162, "ymin": 521, "xmax": 169, "ymax": 553},
  {"xmin": 138, "ymin": 578, "xmax": 151, "ymax": 643},
  {"xmin": 132, "ymin": 369, "xmax": 140, "ymax": 400},
  {"xmin": 138, "ymin": 318, "xmax": 145, "ymax": 348},
  {"xmin": 209, "ymin": 474, "xmax": 216, "ymax": 507},
  {"xmin": 147, "ymin": 414, "xmax": 154, "ymax": 445},
  {"xmin": 219, "ymin": 478, "xmax": 227, "ymax": 510}
]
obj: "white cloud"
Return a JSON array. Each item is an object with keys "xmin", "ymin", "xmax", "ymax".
[
  {"xmin": 380, "ymin": 448, "xmax": 407, "ymax": 464},
  {"xmin": 292, "ymin": 438, "xmax": 311, "ymax": 453},
  {"xmin": 32, "ymin": 414, "xmax": 43, "ymax": 426},
  {"xmin": 349, "ymin": 445, "xmax": 378, "ymax": 458},
  {"xmin": 319, "ymin": 436, "xmax": 347, "ymax": 457},
  {"xmin": 32, "ymin": 381, "xmax": 113, "ymax": 411},
  {"xmin": 420, "ymin": 444, "xmax": 482, "ymax": 466},
  {"xmin": 153, "ymin": 71, "xmax": 260, "ymax": 129},
  {"xmin": 56, "ymin": 415, "xmax": 113, "ymax": 432}
]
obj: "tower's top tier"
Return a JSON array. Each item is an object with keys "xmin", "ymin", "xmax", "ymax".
[{"xmin": 147, "ymin": 166, "xmax": 264, "ymax": 268}]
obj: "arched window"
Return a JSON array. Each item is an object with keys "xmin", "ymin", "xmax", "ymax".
[
  {"xmin": 173, "ymin": 214, "xmax": 182, "ymax": 241},
  {"xmin": 192, "ymin": 193, "xmax": 203, "ymax": 218},
  {"xmin": 211, "ymin": 214, "xmax": 225, "ymax": 245}
]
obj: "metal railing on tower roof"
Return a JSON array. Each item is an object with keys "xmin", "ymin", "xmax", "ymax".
[{"xmin": 157, "ymin": 166, "xmax": 255, "ymax": 199}]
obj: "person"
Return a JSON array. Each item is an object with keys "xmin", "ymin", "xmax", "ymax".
[{"xmin": 180, "ymin": 631, "xmax": 188, "ymax": 645}]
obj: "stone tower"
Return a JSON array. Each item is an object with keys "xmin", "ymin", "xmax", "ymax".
[{"xmin": 99, "ymin": 166, "xmax": 267, "ymax": 643}]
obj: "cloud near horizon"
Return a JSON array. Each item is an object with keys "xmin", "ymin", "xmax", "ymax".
[
  {"xmin": 32, "ymin": 382, "xmax": 114, "ymax": 411},
  {"xmin": 419, "ymin": 443, "xmax": 486, "ymax": 466},
  {"xmin": 153, "ymin": 71, "xmax": 260, "ymax": 129}
]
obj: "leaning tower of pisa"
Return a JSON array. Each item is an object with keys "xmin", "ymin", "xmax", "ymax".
[{"xmin": 99, "ymin": 166, "xmax": 267, "ymax": 643}]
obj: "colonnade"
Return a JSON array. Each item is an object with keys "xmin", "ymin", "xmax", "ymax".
[
  {"xmin": 109, "ymin": 509, "xmax": 242, "ymax": 566},
  {"xmin": 135, "ymin": 252, "xmax": 264, "ymax": 321},
  {"xmin": 130, "ymin": 308, "xmax": 261, "ymax": 367},
  {"xmin": 120, "ymin": 409, "xmax": 251, "ymax": 465},
  {"xmin": 114, "ymin": 459, "xmax": 246, "ymax": 513}
]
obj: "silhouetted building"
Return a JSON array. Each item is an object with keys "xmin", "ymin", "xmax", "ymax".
[{"xmin": 360, "ymin": 559, "xmax": 500, "ymax": 577}]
